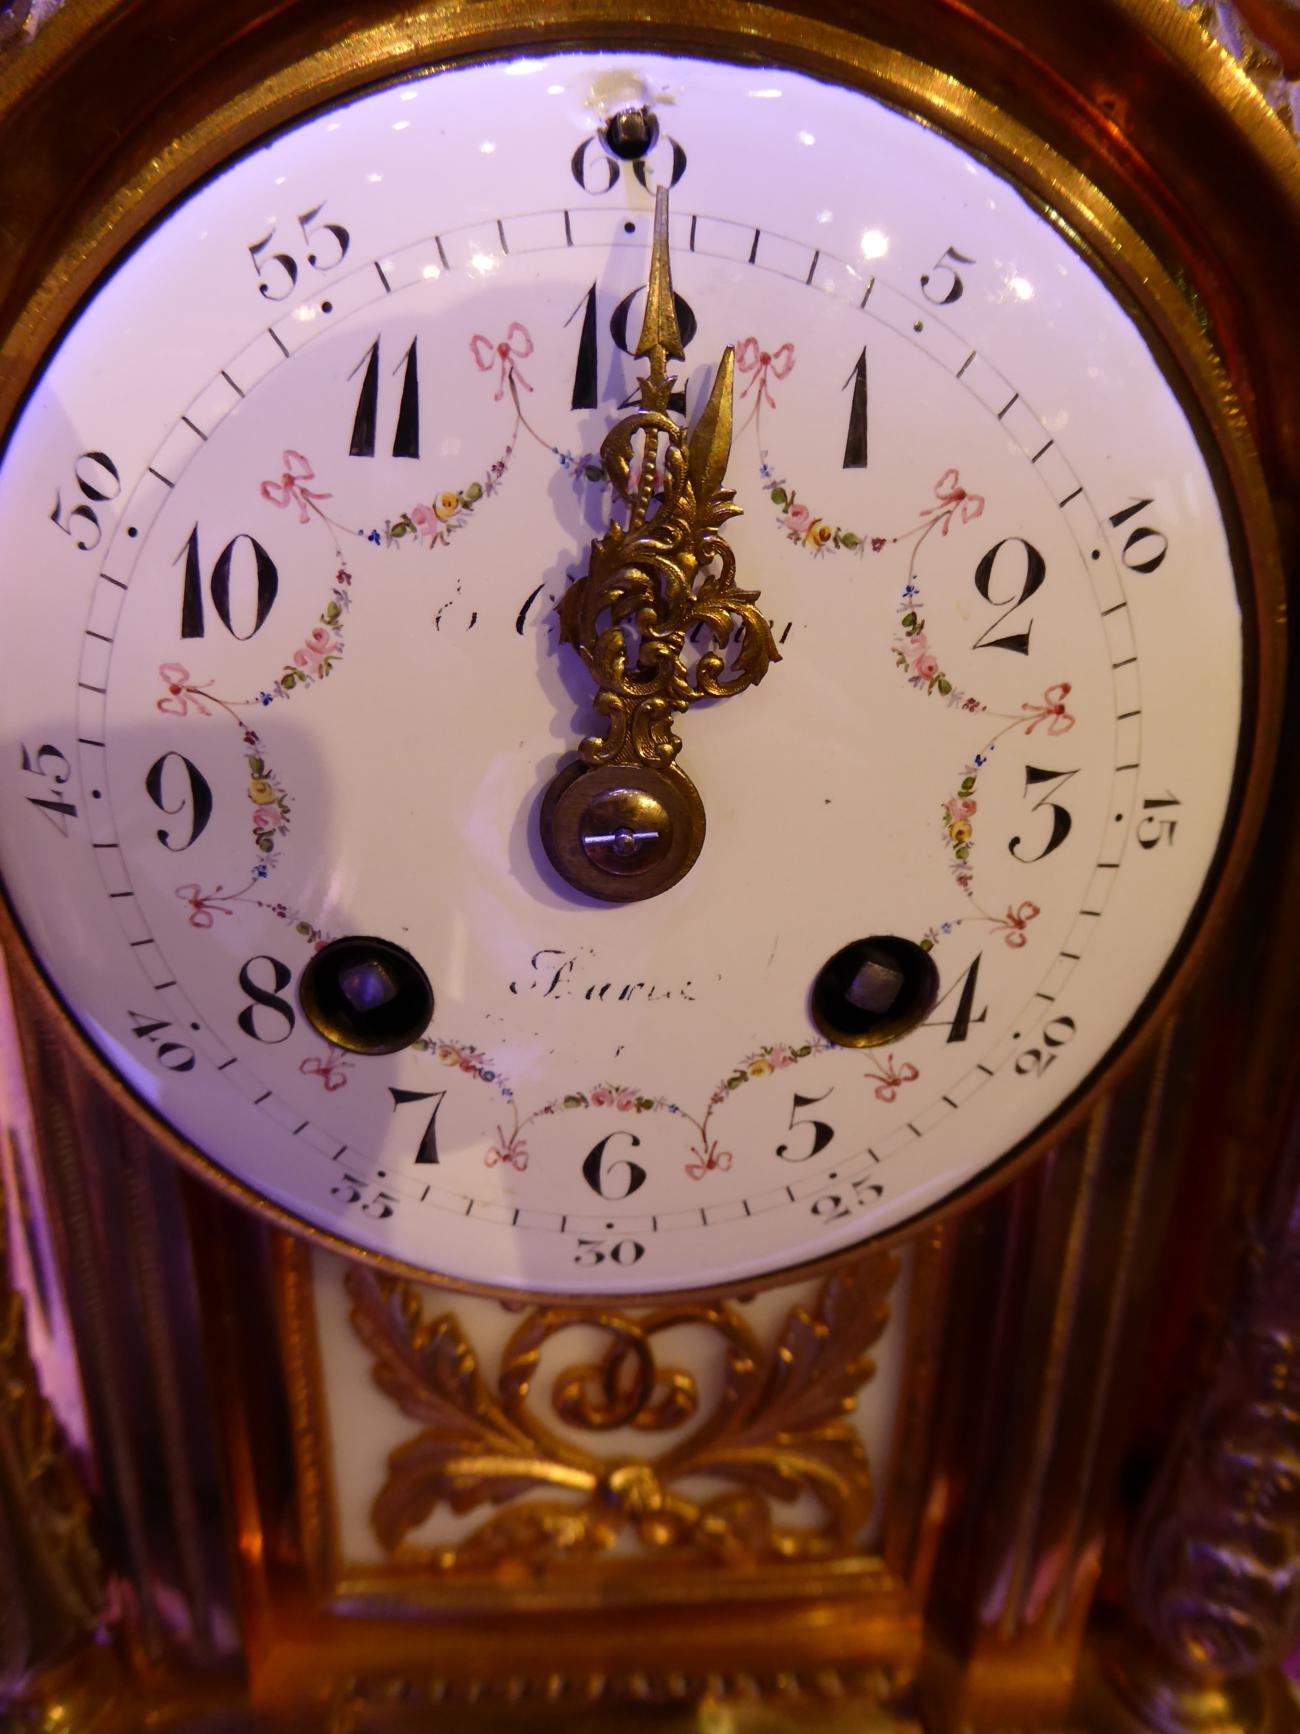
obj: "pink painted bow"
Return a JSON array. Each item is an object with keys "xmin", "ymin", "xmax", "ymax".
[
  {"xmin": 260, "ymin": 450, "xmax": 331, "ymax": 524},
  {"xmin": 486, "ymin": 1126, "xmax": 529, "ymax": 1171},
  {"xmin": 176, "ymin": 883, "xmax": 234, "ymax": 929},
  {"xmin": 864, "ymin": 1054, "xmax": 919, "ymax": 1104},
  {"xmin": 994, "ymin": 901, "xmax": 1041, "ymax": 948},
  {"xmin": 1021, "ymin": 682, "xmax": 1075, "ymax": 736},
  {"xmin": 920, "ymin": 468, "xmax": 985, "ymax": 534},
  {"xmin": 470, "ymin": 323, "xmax": 534, "ymax": 399},
  {"xmin": 736, "ymin": 336, "xmax": 796, "ymax": 408},
  {"xmin": 300, "ymin": 1054, "xmax": 352, "ymax": 1092},
  {"xmin": 156, "ymin": 663, "xmax": 214, "ymax": 718},
  {"xmin": 685, "ymin": 1139, "xmax": 734, "ymax": 1181}
]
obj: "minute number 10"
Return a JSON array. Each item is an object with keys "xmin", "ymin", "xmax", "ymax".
[{"xmin": 1108, "ymin": 498, "xmax": 1168, "ymax": 574}]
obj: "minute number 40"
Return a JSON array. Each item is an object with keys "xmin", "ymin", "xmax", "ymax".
[{"xmin": 128, "ymin": 1010, "xmax": 196, "ymax": 1073}]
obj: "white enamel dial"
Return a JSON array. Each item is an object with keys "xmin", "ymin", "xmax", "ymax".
[{"xmin": 0, "ymin": 53, "xmax": 1243, "ymax": 1293}]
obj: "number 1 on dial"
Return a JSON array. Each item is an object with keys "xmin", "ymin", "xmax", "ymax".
[{"xmin": 842, "ymin": 348, "xmax": 868, "ymax": 468}]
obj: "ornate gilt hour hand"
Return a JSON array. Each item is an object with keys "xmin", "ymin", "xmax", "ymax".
[{"xmin": 541, "ymin": 187, "xmax": 780, "ymax": 902}]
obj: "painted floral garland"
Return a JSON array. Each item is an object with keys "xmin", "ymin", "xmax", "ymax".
[{"xmin": 148, "ymin": 318, "xmax": 1094, "ymax": 1141}]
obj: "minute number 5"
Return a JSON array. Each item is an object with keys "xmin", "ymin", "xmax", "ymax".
[{"xmin": 920, "ymin": 245, "xmax": 975, "ymax": 306}]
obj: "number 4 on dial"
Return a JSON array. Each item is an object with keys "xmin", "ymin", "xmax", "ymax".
[{"xmin": 926, "ymin": 954, "xmax": 987, "ymax": 1044}]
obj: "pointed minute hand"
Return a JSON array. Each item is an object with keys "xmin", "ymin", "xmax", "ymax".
[{"xmin": 541, "ymin": 187, "xmax": 780, "ymax": 903}]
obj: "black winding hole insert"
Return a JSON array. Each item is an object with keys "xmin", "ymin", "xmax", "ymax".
[
  {"xmin": 299, "ymin": 936, "xmax": 434, "ymax": 1055},
  {"xmin": 811, "ymin": 935, "xmax": 939, "ymax": 1049}
]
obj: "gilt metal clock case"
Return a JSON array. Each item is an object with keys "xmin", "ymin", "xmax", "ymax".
[{"xmin": 0, "ymin": 0, "xmax": 1283, "ymax": 1303}]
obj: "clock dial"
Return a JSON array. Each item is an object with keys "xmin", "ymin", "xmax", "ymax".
[{"xmin": 0, "ymin": 53, "xmax": 1243, "ymax": 1293}]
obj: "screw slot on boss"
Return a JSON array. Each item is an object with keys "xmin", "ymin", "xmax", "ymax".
[{"xmin": 539, "ymin": 186, "xmax": 779, "ymax": 902}]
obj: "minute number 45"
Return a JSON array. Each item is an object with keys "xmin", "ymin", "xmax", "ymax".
[{"xmin": 20, "ymin": 743, "xmax": 77, "ymax": 835}]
